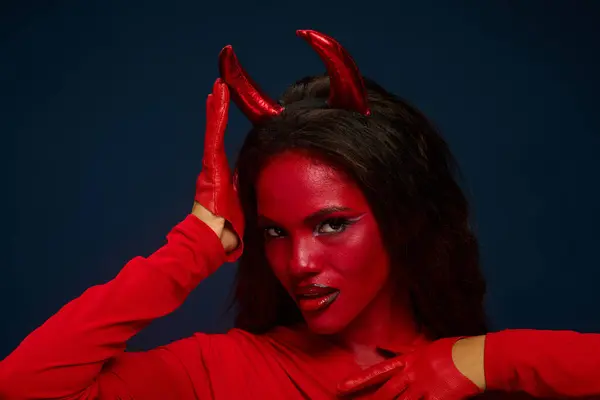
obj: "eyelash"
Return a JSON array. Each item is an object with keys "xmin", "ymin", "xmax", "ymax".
[{"xmin": 263, "ymin": 217, "xmax": 357, "ymax": 239}]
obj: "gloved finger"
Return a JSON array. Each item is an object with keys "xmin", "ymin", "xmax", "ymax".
[
  {"xmin": 338, "ymin": 357, "xmax": 405, "ymax": 395},
  {"xmin": 370, "ymin": 372, "xmax": 410, "ymax": 400},
  {"xmin": 203, "ymin": 78, "xmax": 230, "ymax": 165},
  {"xmin": 396, "ymin": 387, "xmax": 423, "ymax": 400}
]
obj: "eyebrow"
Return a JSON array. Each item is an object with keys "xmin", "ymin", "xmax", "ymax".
[
  {"xmin": 257, "ymin": 206, "xmax": 353, "ymax": 226},
  {"xmin": 303, "ymin": 206, "xmax": 352, "ymax": 224}
]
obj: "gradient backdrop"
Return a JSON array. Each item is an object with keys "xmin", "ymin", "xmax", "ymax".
[{"xmin": 3, "ymin": 1, "xmax": 599, "ymax": 357}]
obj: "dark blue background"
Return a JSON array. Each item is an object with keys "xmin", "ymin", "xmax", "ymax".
[{"xmin": 3, "ymin": 1, "xmax": 599, "ymax": 358}]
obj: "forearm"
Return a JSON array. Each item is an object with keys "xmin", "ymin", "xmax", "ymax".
[
  {"xmin": 485, "ymin": 329, "xmax": 600, "ymax": 398},
  {"xmin": 0, "ymin": 215, "xmax": 226, "ymax": 400}
]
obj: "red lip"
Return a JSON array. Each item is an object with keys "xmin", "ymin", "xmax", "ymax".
[
  {"xmin": 294, "ymin": 284, "xmax": 340, "ymax": 313},
  {"xmin": 295, "ymin": 283, "xmax": 339, "ymax": 297}
]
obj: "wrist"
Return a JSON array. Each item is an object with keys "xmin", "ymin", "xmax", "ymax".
[
  {"xmin": 452, "ymin": 335, "xmax": 487, "ymax": 391},
  {"xmin": 191, "ymin": 202, "xmax": 241, "ymax": 254},
  {"xmin": 191, "ymin": 202, "xmax": 225, "ymax": 238},
  {"xmin": 220, "ymin": 221, "xmax": 240, "ymax": 253}
]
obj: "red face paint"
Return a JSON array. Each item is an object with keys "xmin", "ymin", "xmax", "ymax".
[{"xmin": 256, "ymin": 151, "xmax": 393, "ymax": 336}]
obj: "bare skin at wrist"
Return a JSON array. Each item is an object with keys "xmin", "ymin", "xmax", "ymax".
[
  {"xmin": 191, "ymin": 202, "xmax": 239, "ymax": 253},
  {"xmin": 452, "ymin": 335, "xmax": 487, "ymax": 391}
]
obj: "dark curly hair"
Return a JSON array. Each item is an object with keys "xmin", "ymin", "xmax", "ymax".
[{"xmin": 232, "ymin": 75, "xmax": 489, "ymax": 340}]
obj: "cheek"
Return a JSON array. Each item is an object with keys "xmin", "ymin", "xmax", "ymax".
[{"xmin": 336, "ymin": 223, "xmax": 389, "ymax": 280}]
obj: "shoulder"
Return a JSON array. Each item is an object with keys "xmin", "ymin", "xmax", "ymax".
[
  {"xmin": 170, "ymin": 325, "xmax": 317, "ymax": 363},
  {"xmin": 105, "ymin": 330, "xmax": 274, "ymax": 396},
  {"xmin": 143, "ymin": 325, "xmax": 315, "ymax": 380},
  {"xmin": 162, "ymin": 328, "xmax": 283, "ymax": 361}
]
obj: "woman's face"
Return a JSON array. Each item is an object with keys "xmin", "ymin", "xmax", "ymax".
[{"xmin": 256, "ymin": 151, "xmax": 391, "ymax": 334}]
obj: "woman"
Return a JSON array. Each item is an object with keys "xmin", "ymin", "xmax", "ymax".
[{"xmin": 0, "ymin": 30, "xmax": 598, "ymax": 400}]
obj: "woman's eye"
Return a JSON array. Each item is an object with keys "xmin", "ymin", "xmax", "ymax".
[
  {"xmin": 264, "ymin": 227, "xmax": 285, "ymax": 238},
  {"xmin": 317, "ymin": 218, "xmax": 350, "ymax": 234}
]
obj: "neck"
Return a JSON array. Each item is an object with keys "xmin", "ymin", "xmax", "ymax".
[{"xmin": 332, "ymin": 281, "xmax": 418, "ymax": 353}]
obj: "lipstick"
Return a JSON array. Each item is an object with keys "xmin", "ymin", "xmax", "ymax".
[{"xmin": 294, "ymin": 284, "xmax": 340, "ymax": 312}]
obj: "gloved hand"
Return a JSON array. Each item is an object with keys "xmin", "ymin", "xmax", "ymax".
[
  {"xmin": 338, "ymin": 337, "xmax": 483, "ymax": 400},
  {"xmin": 193, "ymin": 78, "xmax": 244, "ymax": 261}
]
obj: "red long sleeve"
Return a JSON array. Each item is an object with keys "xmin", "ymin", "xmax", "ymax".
[
  {"xmin": 485, "ymin": 329, "xmax": 600, "ymax": 398},
  {"xmin": 0, "ymin": 215, "xmax": 227, "ymax": 400}
]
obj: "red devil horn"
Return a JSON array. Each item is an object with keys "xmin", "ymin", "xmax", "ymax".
[
  {"xmin": 296, "ymin": 30, "xmax": 370, "ymax": 116},
  {"xmin": 218, "ymin": 45, "xmax": 283, "ymax": 124}
]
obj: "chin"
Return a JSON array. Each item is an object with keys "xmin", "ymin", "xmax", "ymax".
[
  {"xmin": 302, "ymin": 308, "xmax": 354, "ymax": 335},
  {"xmin": 305, "ymin": 318, "xmax": 347, "ymax": 335}
]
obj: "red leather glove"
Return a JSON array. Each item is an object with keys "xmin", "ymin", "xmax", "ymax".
[
  {"xmin": 195, "ymin": 79, "xmax": 244, "ymax": 262},
  {"xmin": 338, "ymin": 337, "xmax": 482, "ymax": 400}
]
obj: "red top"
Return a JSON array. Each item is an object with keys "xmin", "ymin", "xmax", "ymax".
[{"xmin": 0, "ymin": 215, "xmax": 598, "ymax": 399}]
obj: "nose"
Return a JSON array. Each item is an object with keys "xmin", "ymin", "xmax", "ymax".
[{"xmin": 288, "ymin": 235, "xmax": 322, "ymax": 277}]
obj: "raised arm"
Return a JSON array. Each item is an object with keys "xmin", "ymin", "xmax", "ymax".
[{"xmin": 0, "ymin": 79, "xmax": 244, "ymax": 400}]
